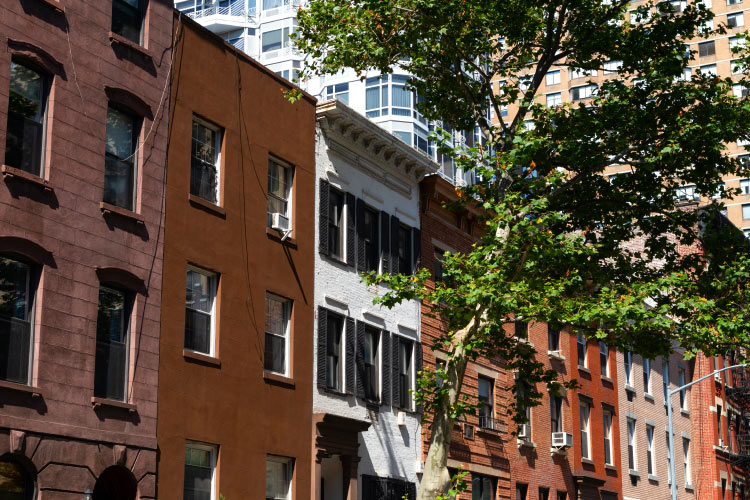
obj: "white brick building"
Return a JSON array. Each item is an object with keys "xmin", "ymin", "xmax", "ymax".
[{"xmin": 312, "ymin": 100, "xmax": 436, "ymax": 500}]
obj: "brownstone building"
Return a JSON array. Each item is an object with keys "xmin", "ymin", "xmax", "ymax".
[
  {"xmin": 0, "ymin": 0, "xmax": 172, "ymax": 497},
  {"xmin": 156, "ymin": 12, "xmax": 316, "ymax": 500}
]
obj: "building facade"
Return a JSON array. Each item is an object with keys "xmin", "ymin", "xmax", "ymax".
[
  {"xmin": 0, "ymin": 0, "xmax": 173, "ymax": 497},
  {"xmin": 156, "ymin": 13, "xmax": 316, "ymax": 500},
  {"xmin": 313, "ymin": 100, "xmax": 434, "ymax": 500}
]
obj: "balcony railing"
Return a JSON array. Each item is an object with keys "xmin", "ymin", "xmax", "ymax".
[
  {"xmin": 478, "ymin": 416, "xmax": 501, "ymax": 431},
  {"xmin": 186, "ymin": 2, "xmax": 256, "ymax": 20}
]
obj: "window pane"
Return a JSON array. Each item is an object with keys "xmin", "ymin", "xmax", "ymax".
[
  {"xmin": 6, "ymin": 62, "xmax": 45, "ymax": 175},
  {"xmin": 0, "ymin": 257, "xmax": 32, "ymax": 384},
  {"xmin": 326, "ymin": 315, "xmax": 342, "ymax": 390},
  {"xmin": 191, "ymin": 120, "xmax": 220, "ymax": 204},
  {"xmin": 266, "ymin": 457, "xmax": 292, "ymax": 500},
  {"xmin": 104, "ymin": 107, "xmax": 136, "ymax": 210},
  {"xmin": 184, "ymin": 445, "xmax": 214, "ymax": 500},
  {"xmin": 94, "ymin": 287, "xmax": 128, "ymax": 400},
  {"xmin": 185, "ymin": 270, "xmax": 215, "ymax": 354},
  {"xmin": 112, "ymin": 0, "xmax": 143, "ymax": 45},
  {"xmin": 264, "ymin": 295, "xmax": 289, "ymax": 374},
  {"xmin": 263, "ymin": 29, "xmax": 283, "ymax": 52}
]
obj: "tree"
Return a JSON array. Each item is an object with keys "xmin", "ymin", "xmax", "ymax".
[{"xmin": 294, "ymin": 1, "xmax": 750, "ymax": 498}]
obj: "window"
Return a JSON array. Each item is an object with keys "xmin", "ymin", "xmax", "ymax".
[
  {"xmin": 577, "ymin": 333, "xmax": 587, "ymax": 367},
  {"xmin": 517, "ymin": 381, "xmax": 531, "ymax": 439},
  {"xmin": 546, "ymin": 93, "xmax": 562, "ymax": 107},
  {"xmin": 662, "ymin": 359, "xmax": 670, "ymax": 402},
  {"xmin": 569, "ymin": 67, "xmax": 597, "ymax": 79},
  {"xmin": 398, "ymin": 338, "xmax": 413, "ymax": 409},
  {"xmin": 362, "ymin": 475, "xmax": 416, "ymax": 500},
  {"xmin": 743, "ymin": 203, "xmax": 750, "ymax": 219},
  {"xmin": 0, "ymin": 256, "xmax": 35, "ymax": 384},
  {"xmin": 548, "ymin": 326, "xmax": 560, "ymax": 352},
  {"xmin": 666, "ymin": 431, "xmax": 672, "ymax": 484},
  {"xmin": 434, "ymin": 248, "xmax": 446, "ymax": 282},
  {"xmin": 185, "ymin": 267, "xmax": 217, "ymax": 356},
  {"xmin": 718, "ymin": 404, "xmax": 724, "ymax": 444},
  {"xmin": 603, "ymin": 409, "xmax": 613, "ymax": 465},
  {"xmin": 699, "ymin": 64, "xmax": 717, "ymax": 77},
  {"xmin": 391, "ymin": 75, "xmax": 411, "ymax": 117},
  {"xmin": 678, "ymin": 368, "xmax": 687, "ymax": 410},
  {"xmin": 674, "ymin": 184, "xmax": 699, "ymax": 202},
  {"xmin": 184, "ymin": 442, "xmax": 216, "ymax": 500},
  {"xmin": 728, "ymin": 0, "xmax": 741, "ymax": 4},
  {"xmin": 104, "ymin": 106, "xmax": 139, "ymax": 211},
  {"xmin": 0, "ymin": 456, "xmax": 35, "ymax": 500},
  {"xmin": 478, "ymin": 376, "xmax": 494, "ymax": 429},
  {"xmin": 643, "ymin": 358, "xmax": 652, "ymax": 394},
  {"xmin": 266, "ymin": 455, "xmax": 293, "ymax": 500},
  {"xmin": 472, "ymin": 474, "xmax": 496, "ymax": 500},
  {"xmin": 683, "ymin": 438, "xmax": 691, "ymax": 485},
  {"xmin": 546, "ymin": 70, "xmax": 561, "ymax": 86},
  {"xmin": 325, "ymin": 313, "xmax": 343, "ymax": 391},
  {"xmin": 728, "ymin": 12, "xmax": 745, "ymax": 28},
  {"xmin": 539, "ymin": 488, "xmax": 549, "ymax": 500},
  {"xmin": 191, "ymin": 118, "xmax": 222, "ymax": 204},
  {"xmin": 262, "ymin": 27, "xmax": 293, "ymax": 53},
  {"xmin": 94, "ymin": 286, "xmax": 131, "ymax": 401},
  {"xmin": 366, "ymin": 75, "xmax": 389, "ymax": 118},
  {"xmin": 599, "ymin": 342, "xmax": 609, "ymax": 377},
  {"xmin": 730, "ymin": 36, "xmax": 746, "ymax": 52},
  {"xmin": 325, "ymin": 83, "xmax": 350, "ymax": 104},
  {"xmin": 264, "ymin": 294, "xmax": 291, "ymax": 376},
  {"xmin": 112, "ymin": 0, "xmax": 144, "ymax": 45},
  {"xmin": 515, "ymin": 321, "xmax": 528, "ymax": 340},
  {"xmin": 550, "ymin": 394, "xmax": 562, "ymax": 434},
  {"xmin": 362, "ymin": 205, "xmax": 380, "ymax": 272},
  {"xmin": 397, "ymin": 225, "xmax": 412, "ymax": 275},
  {"xmin": 627, "ymin": 418, "xmax": 636, "ymax": 470},
  {"xmin": 570, "ymin": 85, "xmax": 596, "ymax": 101},
  {"xmin": 5, "ymin": 61, "xmax": 48, "ymax": 176},
  {"xmin": 327, "ymin": 188, "xmax": 345, "ymax": 259},
  {"xmin": 557, "ymin": 493, "xmax": 567, "ymax": 500},
  {"xmin": 515, "ymin": 483, "xmax": 527, "ymax": 500},
  {"xmin": 363, "ymin": 326, "xmax": 380, "ymax": 401},
  {"xmin": 699, "ymin": 40, "xmax": 716, "ymax": 57},
  {"xmin": 603, "ymin": 60, "xmax": 623, "ymax": 74},
  {"xmin": 267, "ymin": 158, "xmax": 293, "ymax": 228},
  {"xmin": 580, "ymin": 401, "xmax": 590, "ymax": 459},
  {"xmin": 624, "ymin": 351, "xmax": 633, "ymax": 386},
  {"xmin": 732, "ymin": 60, "xmax": 743, "ymax": 75},
  {"xmin": 646, "ymin": 424, "xmax": 655, "ymax": 475},
  {"xmin": 435, "ymin": 358, "xmax": 446, "ymax": 389},
  {"xmin": 729, "ymin": 413, "xmax": 735, "ymax": 452}
]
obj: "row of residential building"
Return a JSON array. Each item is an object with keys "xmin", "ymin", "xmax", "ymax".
[{"xmin": 0, "ymin": 1, "xmax": 749, "ymax": 500}]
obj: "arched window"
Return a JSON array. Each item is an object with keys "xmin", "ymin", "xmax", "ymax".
[
  {"xmin": 93, "ymin": 466, "xmax": 136, "ymax": 500},
  {"xmin": 0, "ymin": 454, "xmax": 36, "ymax": 500}
]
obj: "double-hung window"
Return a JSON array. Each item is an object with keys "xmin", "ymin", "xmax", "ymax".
[
  {"xmin": 577, "ymin": 333, "xmax": 586, "ymax": 367},
  {"xmin": 546, "ymin": 92, "xmax": 561, "ymax": 107},
  {"xmin": 662, "ymin": 359, "xmax": 670, "ymax": 402},
  {"xmin": 184, "ymin": 442, "xmax": 217, "ymax": 500},
  {"xmin": 699, "ymin": 40, "xmax": 716, "ymax": 57},
  {"xmin": 517, "ymin": 381, "xmax": 531, "ymax": 439},
  {"xmin": 570, "ymin": 85, "xmax": 596, "ymax": 101},
  {"xmin": 683, "ymin": 438, "xmax": 691, "ymax": 486},
  {"xmin": 363, "ymin": 206, "xmax": 379, "ymax": 272},
  {"xmin": 365, "ymin": 76, "xmax": 389, "ymax": 118},
  {"xmin": 599, "ymin": 342, "xmax": 609, "ymax": 377},
  {"xmin": 718, "ymin": 404, "xmax": 724, "ymax": 444},
  {"xmin": 327, "ymin": 188, "xmax": 345, "ymax": 260},
  {"xmin": 185, "ymin": 267, "xmax": 217, "ymax": 356},
  {"xmin": 267, "ymin": 158, "xmax": 293, "ymax": 230},
  {"xmin": 363, "ymin": 325, "xmax": 380, "ymax": 401},
  {"xmin": 112, "ymin": 0, "xmax": 145, "ymax": 45},
  {"xmin": 398, "ymin": 338, "xmax": 413, "ymax": 410},
  {"xmin": 266, "ymin": 456, "xmax": 294, "ymax": 500},
  {"xmin": 264, "ymin": 293, "xmax": 291, "ymax": 376},
  {"xmin": 478, "ymin": 376, "xmax": 494, "ymax": 429},
  {"xmin": 646, "ymin": 424, "xmax": 655, "ymax": 476},
  {"xmin": 728, "ymin": 12, "xmax": 745, "ymax": 28},
  {"xmin": 624, "ymin": 351, "xmax": 633, "ymax": 386},
  {"xmin": 5, "ymin": 61, "xmax": 48, "ymax": 177},
  {"xmin": 643, "ymin": 358, "xmax": 652, "ymax": 394},
  {"xmin": 104, "ymin": 106, "xmax": 139, "ymax": 211},
  {"xmin": 603, "ymin": 409, "xmax": 613, "ymax": 465},
  {"xmin": 0, "ymin": 256, "xmax": 35, "ymax": 384},
  {"xmin": 397, "ymin": 225, "xmax": 412, "ymax": 275},
  {"xmin": 550, "ymin": 394, "xmax": 562, "ymax": 434},
  {"xmin": 515, "ymin": 321, "xmax": 529, "ymax": 341},
  {"xmin": 627, "ymin": 418, "xmax": 636, "ymax": 470},
  {"xmin": 545, "ymin": 71, "xmax": 560, "ymax": 86},
  {"xmin": 191, "ymin": 118, "xmax": 222, "ymax": 205},
  {"xmin": 325, "ymin": 83, "xmax": 350, "ymax": 104},
  {"xmin": 94, "ymin": 286, "xmax": 131, "ymax": 401},
  {"xmin": 472, "ymin": 474, "xmax": 496, "ymax": 500},
  {"xmin": 548, "ymin": 327, "xmax": 560, "ymax": 352},
  {"xmin": 391, "ymin": 75, "xmax": 411, "ymax": 116},
  {"xmin": 666, "ymin": 431, "xmax": 672, "ymax": 484},
  {"xmin": 433, "ymin": 248, "xmax": 446, "ymax": 282},
  {"xmin": 325, "ymin": 313, "xmax": 343, "ymax": 391},
  {"xmin": 580, "ymin": 401, "xmax": 590, "ymax": 459},
  {"xmin": 678, "ymin": 368, "xmax": 687, "ymax": 410}
]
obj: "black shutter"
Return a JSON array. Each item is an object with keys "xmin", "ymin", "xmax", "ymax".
[
  {"xmin": 390, "ymin": 215, "xmax": 400, "ymax": 274},
  {"xmin": 415, "ymin": 342, "xmax": 423, "ymax": 414},
  {"xmin": 356, "ymin": 198, "xmax": 366, "ymax": 271},
  {"xmin": 319, "ymin": 179, "xmax": 330, "ymax": 256},
  {"xmin": 317, "ymin": 307, "xmax": 328, "ymax": 387},
  {"xmin": 407, "ymin": 482, "xmax": 417, "ymax": 500},
  {"xmin": 391, "ymin": 334, "xmax": 400, "ymax": 408},
  {"xmin": 381, "ymin": 331, "xmax": 390, "ymax": 405},
  {"xmin": 345, "ymin": 316, "xmax": 355, "ymax": 394},
  {"xmin": 346, "ymin": 193, "xmax": 356, "ymax": 267},
  {"xmin": 380, "ymin": 211, "xmax": 390, "ymax": 273},
  {"xmin": 356, "ymin": 320, "xmax": 366, "ymax": 398},
  {"xmin": 412, "ymin": 228, "xmax": 421, "ymax": 272}
]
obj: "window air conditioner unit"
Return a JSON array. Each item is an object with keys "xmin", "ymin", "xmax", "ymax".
[
  {"xmin": 397, "ymin": 410, "xmax": 407, "ymax": 426},
  {"xmin": 271, "ymin": 213, "xmax": 290, "ymax": 232},
  {"xmin": 517, "ymin": 424, "xmax": 531, "ymax": 439},
  {"xmin": 719, "ymin": 438, "xmax": 725, "ymax": 447},
  {"xmin": 552, "ymin": 432, "xmax": 574, "ymax": 449},
  {"xmin": 715, "ymin": 373, "xmax": 722, "ymax": 382}
]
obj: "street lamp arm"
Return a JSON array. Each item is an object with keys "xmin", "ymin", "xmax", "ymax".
[{"xmin": 669, "ymin": 363, "xmax": 748, "ymax": 397}]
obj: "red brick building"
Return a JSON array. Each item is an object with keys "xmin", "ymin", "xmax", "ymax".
[{"xmin": 0, "ymin": 0, "xmax": 172, "ymax": 497}]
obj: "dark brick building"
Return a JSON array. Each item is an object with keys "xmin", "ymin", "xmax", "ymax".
[{"xmin": 0, "ymin": 0, "xmax": 173, "ymax": 498}]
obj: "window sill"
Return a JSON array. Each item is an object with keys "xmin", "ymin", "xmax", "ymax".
[
  {"xmin": 91, "ymin": 396, "xmax": 137, "ymax": 413},
  {"xmin": 108, "ymin": 32, "xmax": 153, "ymax": 60},
  {"xmin": 263, "ymin": 371, "xmax": 295, "ymax": 388},
  {"xmin": 601, "ymin": 375, "xmax": 614, "ymax": 384},
  {"xmin": 629, "ymin": 469, "xmax": 641, "ymax": 478},
  {"xmin": 1, "ymin": 165, "xmax": 52, "ymax": 191},
  {"xmin": 581, "ymin": 457, "xmax": 595, "ymax": 465},
  {"xmin": 0, "ymin": 379, "xmax": 43, "ymax": 398},
  {"xmin": 34, "ymin": 0, "xmax": 65, "ymax": 12},
  {"xmin": 550, "ymin": 447, "xmax": 568, "ymax": 457},
  {"xmin": 578, "ymin": 366, "xmax": 592, "ymax": 375},
  {"xmin": 266, "ymin": 227, "xmax": 297, "ymax": 248},
  {"xmin": 516, "ymin": 338, "xmax": 534, "ymax": 348},
  {"xmin": 517, "ymin": 439, "xmax": 536, "ymax": 449},
  {"xmin": 644, "ymin": 393, "xmax": 655, "ymax": 402},
  {"xmin": 680, "ymin": 408, "xmax": 690, "ymax": 417},
  {"xmin": 183, "ymin": 349, "xmax": 221, "ymax": 367},
  {"xmin": 477, "ymin": 426, "xmax": 501, "ymax": 435},
  {"xmin": 685, "ymin": 484, "xmax": 694, "ymax": 492},
  {"xmin": 605, "ymin": 464, "xmax": 617, "ymax": 472},
  {"xmin": 100, "ymin": 201, "xmax": 145, "ymax": 224},
  {"xmin": 548, "ymin": 350, "xmax": 566, "ymax": 362},
  {"xmin": 648, "ymin": 474, "xmax": 659, "ymax": 482},
  {"xmin": 624, "ymin": 384, "xmax": 636, "ymax": 394},
  {"xmin": 189, "ymin": 194, "xmax": 226, "ymax": 218}
]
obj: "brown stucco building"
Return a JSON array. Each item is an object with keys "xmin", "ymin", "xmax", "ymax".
[
  {"xmin": 0, "ymin": 0, "xmax": 172, "ymax": 498},
  {"xmin": 156, "ymin": 12, "xmax": 316, "ymax": 500}
]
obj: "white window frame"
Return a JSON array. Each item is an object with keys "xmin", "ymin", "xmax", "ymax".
[
  {"xmin": 643, "ymin": 358, "xmax": 652, "ymax": 395},
  {"xmin": 743, "ymin": 203, "xmax": 750, "ymax": 219},
  {"xmin": 266, "ymin": 455, "xmax": 294, "ymax": 500},
  {"xmin": 662, "ymin": 359, "xmax": 670, "ymax": 402},
  {"xmin": 599, "ymin": 342, "xmax": 609, "ymax": 377},
  {"xmin": 580, "ymin": 401, "xmax": 591, "ymax": 460},
  {"xmin": 185, "ymin": 266, "xmax": 218, "ymax": 357},
  {"xmin": 603, "ymin": 409, "xmax": 613, "ymax": 465},
  {"xmin": 603, "ymin": 60, "xmax": 623, "ymax": 74},
  {"xmin": 267, "ymin": 156, "xmax": 294, "ymax": 229},
  {"xmin": 546, "ymin": 92, "xmax": 562, "ymax": 107},
  {"xmin": 699, "ymin": 64, "xmax": 717, "ymax": 77},
  {"xmin": 627, "ymin": 418, "xmax": 637, "ymax": 471},
  {"xmin": 265, "ymin": 293, "xmax": 291, "ymax": 377},
  {"xmin": 185, "ymin": 441, "xmax": 218, "ymax": 500},
  {"xmin": 624, "ymin": 351, "xmax": 633, "ymax": 386},
  {"xmin": 191, "ymin": 116, "xmax": 223, "ymax": 205},
  {"xmin": 678, "ymin": 368, "xmax": 687, "ymax": 410},
  {"xmin": 577, "ymin": 333, "xmax": 587, "ymax": 368},
  {"xmin": 646, "ymin": 424, "xmax": 655, "ymax": 476},
  {"xmin": 546, "ymin": 70, "xmax": 561, "ymax": 86},
  {"xmin": 683, "ymin": 438, "xmax": 691, "ymax": 486},
  {"xmin": 728, "ymin": 12, "xmax": 745, "ymax": 28}
]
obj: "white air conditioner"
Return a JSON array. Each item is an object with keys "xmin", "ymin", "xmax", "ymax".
[
  {"xmin": 719, "ymin": 438, "xmax": 725, "ymax": 447},
  {"xmin": 271, "ymin": 213, "xmax": 290, "ymax": 232},
  {"xmin": 552, "ymin": 432, "xmax": 574, "ymax": 449},
  {"xmin": 397, "ymin": 410, "xmax": 407, "ymax": 426},
  {"xmin": 517, "ymin": 424, "xmax": 531, "ymax": 439},
  {"xmin": 715, "ymin": 373, "xmax": 722, "ymax": 382},
  {"xmin": 415, "ymin": 460, "xmax": 425, "ymax": 474}
]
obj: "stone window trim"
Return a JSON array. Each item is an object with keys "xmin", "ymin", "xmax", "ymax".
[
  {"xmin": 7, "ymin": 39, "xmax": 65, "ymax": 78},
  {"xmin": 91, "ymin": 396, "xmax": 137, "ymax": 413},
  {"xmin": 108, "ymin": 31, "xmax": 154, "ymax": 61},
  {"xmin": 0, "ymin": 237, "xmax": 55, "ymax": 268},
  {"xmin": 95, "ymin": 266, "xmax": 147, "ymax": 296},
  {"xmin": 30, "ymin": 0, "xmax": 65, "ymax": 13},
  {"xmin": 104, "ymin": 86, "xmax": 153, "ymax": 121}
]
